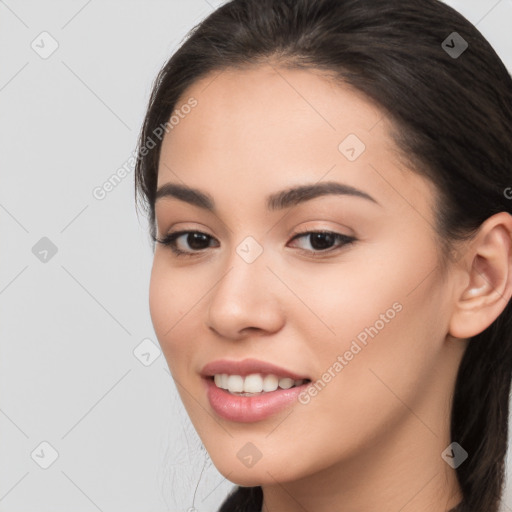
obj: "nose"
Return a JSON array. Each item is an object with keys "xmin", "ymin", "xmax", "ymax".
[{"xmin": 206, "ymin": 245, "xmax": 285, "ymax": 340}]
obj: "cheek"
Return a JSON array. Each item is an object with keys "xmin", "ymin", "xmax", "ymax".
[
  {"xmin": 148, "ymin": 259, "xmax": 191, "ymax": 369},
  {"xmin": 148, "ymin": 261, "xmax": 170, "ymax": 336},
  {"xmin": 278, "ymin": 241, "xmax": 425, "ymax": 347},
  {"xmin": 321, "ymin": 263, "xmax": 447, "ymax": 419},
  {"xmin": 292, "ymin": 237, "xmax": 445, "ymax": 398},
  {"xmin": 277, "ymin": 279, "xmax": 447, "ymax": 475}
]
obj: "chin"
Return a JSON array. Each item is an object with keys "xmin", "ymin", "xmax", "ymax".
[{"xmin": 208, "ymin": 451, "xmax": 305, "ymax": 487}]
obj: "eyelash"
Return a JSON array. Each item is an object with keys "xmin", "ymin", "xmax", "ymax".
[{"xmin": 153, "ymin": 229, "xmax": 356, "ymax": 258}]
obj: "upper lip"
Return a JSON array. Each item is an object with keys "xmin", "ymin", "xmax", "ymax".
[{"xmin": 200, "ymin": 358, "xmax": 310, "ymax": 380}]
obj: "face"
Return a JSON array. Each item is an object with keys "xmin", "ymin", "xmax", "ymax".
[{"xmin": 149, "ymin": 64, "xmax": 461, "ymax": 486}]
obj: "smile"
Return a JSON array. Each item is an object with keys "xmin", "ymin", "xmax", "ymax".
[{"xmin": 213, "ymin": 373, "xmax": 309, "ymax": 395}]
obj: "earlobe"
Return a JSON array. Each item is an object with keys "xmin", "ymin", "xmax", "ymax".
[{"xmin": 449, "ymin": 212, "xmax": 512, "ymax": 340}]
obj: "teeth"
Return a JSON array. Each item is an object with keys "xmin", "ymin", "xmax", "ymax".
[
  {"xmin": 279, "ymin": 377, "xmax": 294, "ymax": 389},
  {"xmin": 262, "ymin": 374, "xmax": 278, "ymax": 392},
  {"xmin": 212, "ymin": 373, "xmax": 307, "ymax": 394},
  {"xmin": 227, "ymin": 375, "xmax": 244, "ymax": 392},
  {"xmin": 244, "ymin": 373, "xmax": 264, "ymax": 393}
]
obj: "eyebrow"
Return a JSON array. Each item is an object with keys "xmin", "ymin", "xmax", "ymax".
[{"xmin": 155, "ymin": 181, "xmax": 380, "ymax": 211}]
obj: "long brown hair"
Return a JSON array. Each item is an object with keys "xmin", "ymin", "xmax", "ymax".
[{"xmin": 134, "ymin": 1, "xmax": 512, "ymax": 510}]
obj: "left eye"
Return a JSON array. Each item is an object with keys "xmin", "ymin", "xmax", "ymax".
[{"xmin": 288, "ymin": 231, "xmax": 356, "ymax": 253}]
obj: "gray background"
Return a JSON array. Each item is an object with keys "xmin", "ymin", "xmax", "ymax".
[{"xmin": 0, "ymin": 1, "xmax": 511, "ymax": 511}]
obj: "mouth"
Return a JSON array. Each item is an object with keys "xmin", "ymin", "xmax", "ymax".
[
  {"xmin": 200, "ymin": 358, "xmax": 313, "ymax": 421},
  {"xmin": 207, "ymin": 373, "xmax": 312, "ymax": 396}
]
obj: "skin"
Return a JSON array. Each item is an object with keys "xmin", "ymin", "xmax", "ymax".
[{"xmin": 148, "ymin": 63, "xmax": 512, "ymax": 512}]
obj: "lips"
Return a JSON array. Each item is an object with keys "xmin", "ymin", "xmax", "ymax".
[{"xmin": 199, "ymin": 358, "xmax": 313, "ymax": 422}]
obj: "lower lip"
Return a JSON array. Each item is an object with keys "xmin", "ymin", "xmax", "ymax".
[{"xmin": 203, "ymin": 377, "xmax": 309, "ymax": 423}]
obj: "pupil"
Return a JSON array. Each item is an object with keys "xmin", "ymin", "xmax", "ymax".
[
  {"xmin": 188, "ymin": 232, "xmax": 209, "ymax": 250},
  {"xmin": 311, "ymin": 233, "xmax": 334, "ymax": 250}
]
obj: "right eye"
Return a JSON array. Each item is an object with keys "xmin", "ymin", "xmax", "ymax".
[{"xmin": 154, "ymin": 230, "xmax": 219, "ymax": 257}]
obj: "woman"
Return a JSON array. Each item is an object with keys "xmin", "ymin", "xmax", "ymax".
[{"xmin": 134, "ymin": 1, "xmax": 512, "ymax": 510}]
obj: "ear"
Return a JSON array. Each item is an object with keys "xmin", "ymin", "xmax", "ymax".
[{"xmin": 449, "ymin": 212, "xmax": 512, "ymax": 339}]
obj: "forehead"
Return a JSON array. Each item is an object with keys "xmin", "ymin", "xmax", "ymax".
[
  {"xmin": 157, "ymin": 64, "xmax": 437, "ymax": 218},
  {"xmin": 160, "ymin": 64, "xmax": 381, "ymax": 170}
]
